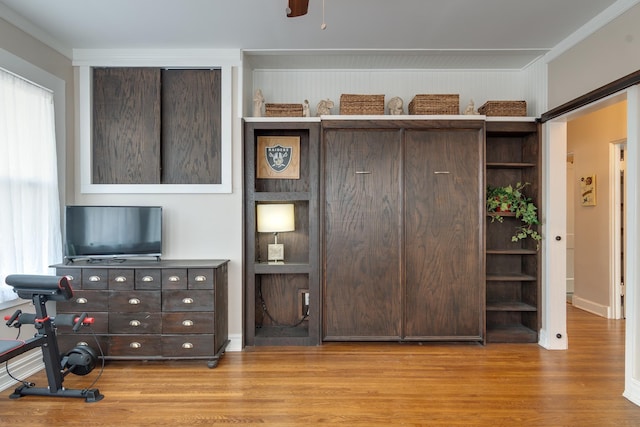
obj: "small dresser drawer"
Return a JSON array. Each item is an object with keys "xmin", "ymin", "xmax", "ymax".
[
  {"xmin": 82, "ymin": 269, "xmax": 109, "ymax": 290},
  {"xmin": 57, "ymin": 290, "xmax": 108, "ymax": 312},
  {"xmin": 109, "ymin": 312, "xmax": 162, "ymax": 334},
  {"xmin": 57, "ymin": 334, "xmax": 109, "ymax": 356},
  {"xmin": 162, "ymin": 269, "xmax": 188, "ymax": 290},
  {"xmin": 188, "ymin": 268, "xmax": 214, "ymax": 290},
  {"xmin": 110, "ymin": 335, "xmax": 161, "ymax": 357},
  {"xmin": 162, "ymin": 334, "xmax": 214, "ymax": 357},
  {"xmin": 108, "ymin": 269, "xmax": 134, "ymax": 290},
  {"xmin": 135, "ymin": 269, "xmax": 161, "ymax": 290},
  {"xmin": 162, "ymin": 312, "xmax": 214, "ymax": 334},
  {"xmin": 109, "ymin": 290, "xmax": 161, "ymax": 312},
  {"xmin": 162, "ymin": 290, "xmax": 214, "ymax": 312}
]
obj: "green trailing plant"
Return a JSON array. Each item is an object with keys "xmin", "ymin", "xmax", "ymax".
[{"xmin": 487, "ymin": 182, "xmax": 542, "ymax": 246}]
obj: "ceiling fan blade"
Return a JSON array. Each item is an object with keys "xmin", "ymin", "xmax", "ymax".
[{"xmin": 287, "ymin": 0, "xmax": 309, "ymax": 17}]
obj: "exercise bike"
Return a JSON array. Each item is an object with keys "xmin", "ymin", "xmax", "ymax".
[{"xmin": 0, "ymin": 274, "xmax": 103, "ymax": 402}]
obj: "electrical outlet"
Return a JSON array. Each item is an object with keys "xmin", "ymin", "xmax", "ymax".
[{"xmin": 298, "ymin": 288, "xmax": 310, "ymax": 319}]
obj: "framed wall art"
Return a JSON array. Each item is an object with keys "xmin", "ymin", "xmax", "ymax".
[
  {"xmin": 256, "ymin": 136, "xmax": 300, "ymax": 179},
  {"xmin": 580, "ymin": 174, "xmax": 596, "ymax": 206}
]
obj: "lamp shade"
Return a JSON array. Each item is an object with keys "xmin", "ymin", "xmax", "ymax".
[{"xmin": 257, "ymin": 204, "xmax": 295, "ymax": 233}]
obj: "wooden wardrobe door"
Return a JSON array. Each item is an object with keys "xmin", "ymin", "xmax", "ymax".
[
  {"xmin": 323, "ymin": 128, "xmax": 402, "ymax": 340},
  {"xmin": 403, "ymin": 128, "xmax": 484, "ymax": 340}
]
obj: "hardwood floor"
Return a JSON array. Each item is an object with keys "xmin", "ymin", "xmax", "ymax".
[{"xmin": 1, "ymin": 304, "xmax": 639, "ymax": 426}]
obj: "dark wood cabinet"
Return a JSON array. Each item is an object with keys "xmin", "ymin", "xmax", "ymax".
[
  {"xmin": 485, "ymin": 119, "xmax": 541, "ymax": 343},
  {"xmin": 92, "ymin": 67, "xmax": 222, "ymax": 185},
  {"xmin": 322, "ymin": 119, "xmax": 485, "ymax": 342},
  {"xmin": 243, "ymin": 119, "xmax": 321, "ymax": 346},
  {"xmin": 53, "ymin": 259, "xmax": 229, "ymax": 367}
]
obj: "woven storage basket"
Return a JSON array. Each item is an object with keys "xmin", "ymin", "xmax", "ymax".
[
  {"xmin": 339, "ymin": 94, "xmax": 385, "ymax": 115},
  {"xmin": 265, "ymin": 103, "xmax": 304, "ymax": 117},
  {"xmin": 478, "ymin": 101, "xmax": 527, "ymax": 116},
  {"xmin": 408, "ymin": 94, "xmax": 459, "ymax": 115}
]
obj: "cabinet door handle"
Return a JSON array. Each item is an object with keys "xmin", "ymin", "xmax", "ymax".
[
  {"xmin": 129, "ymin": 320, "xmax": 141, "ymax": 327},
  {"xmin": 128, "ymin": 298, "xmax": 141, "ymax": 305},
  {"xmin": 115, "ymin": 276, "xmax": 127, "ymax": 282},
  {"xmin": 89, "ymin": 275, "xmax": 101, "ymax": 282},
  {"xmin": 355, "ymin": 171, "xmax": 371, "ymax": 174},
  {"xmin": 129, "ymin": 342, "xmax": 142, "ymax": 349},
  {"xmin": 181, "ymin": 342, "xmax": 194, "ymax": 349},
  {"xmin": 65, "ymin": 275, "xmax": 75, "ymax": 281},
  {"xmin": 182, "ymin": 297, "xmax": 194, "ymax": 304},
  {"xmin": 76, "ymin": 297, "xmax": 88, "ymax": 304},
  {"xmin": 182, "ymin": 320, "xmax": 194, "ymax": 327},
  {"xmin": 142, "ymin": 276, "xmax": 154, "ymax": 282},
  {"xmin": 169, "ymin": 275, "xmax": 181, "ymax": 282},
  {"xmin": 434, "ymin": 171, "xmax": 450, "ymax": 174},
  {"xmin": 194, "ymin": 275, "xmax": 207, "ymax": 282}
]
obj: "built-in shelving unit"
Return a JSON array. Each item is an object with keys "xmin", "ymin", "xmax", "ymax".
[
  {"xmin": 243, "ymin": 118, "xmax": 321, "ymax": 346},
  {"xmin": 485, "ymin": 118, "xmax": 541, "ymax": 343}
]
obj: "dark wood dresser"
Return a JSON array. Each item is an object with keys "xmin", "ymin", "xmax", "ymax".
[{"xmin": 52, "ymin": 259, "xmax": 229, "ymax": 368}]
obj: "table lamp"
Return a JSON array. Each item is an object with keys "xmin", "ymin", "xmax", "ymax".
[{"xmin": 257, "ymin": 204, "xmax": 295, "ymax": 264}]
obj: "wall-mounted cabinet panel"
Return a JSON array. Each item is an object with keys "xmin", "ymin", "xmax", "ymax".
[
  {"xmin": 92, "ymin": 67, "xmax": 161, "ymax": 184},
  {"xmin": 92, "ymin": 67, "xmax": 222, "ymax": 186}
]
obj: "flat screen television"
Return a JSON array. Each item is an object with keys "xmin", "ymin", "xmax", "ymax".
[{"xmin": 64, "ymin": 205, "xmax": 162, "ymax": 261}]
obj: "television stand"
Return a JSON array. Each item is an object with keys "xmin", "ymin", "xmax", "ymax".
[{"xmin": 51, "ymin": 259, "xmax": 229, "ymax": 367}]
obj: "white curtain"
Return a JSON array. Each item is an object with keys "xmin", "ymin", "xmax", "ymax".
[{"xmin": 0, "ymin": 67, "xmax": 62, "ymax": 303}]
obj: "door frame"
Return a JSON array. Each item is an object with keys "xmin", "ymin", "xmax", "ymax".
[
  {"xmin": 543, "ymin": 85, "xmax": 640, "ymax": 406},
  {"xmin": 610, "ymin": 139, "xmax": 627, "ymax": 320}
]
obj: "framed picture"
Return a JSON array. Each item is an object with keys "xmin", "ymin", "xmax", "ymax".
[
  {"xmin": 580, "ymin": 174, "xmax": 596, "ymax": 206},
  {"xmin": 257, "ymin": 136, "xmax": 300, "ymax": 179}
]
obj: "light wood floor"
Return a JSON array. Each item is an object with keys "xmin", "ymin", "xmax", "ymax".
[{"xmin": 1, "ymin": 304, "xmax": 639, "ymax": 426}]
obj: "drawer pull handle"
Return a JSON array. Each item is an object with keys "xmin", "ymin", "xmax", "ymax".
[
  {"xmin": 355, "ymin": 171, "xmax": 371, "ymax": 175},
  {"xmin": 194, "ymin": 275, "xmax": 207, "ymax": 282},
  {"xmin": 128, "ymin": 298, "xmax": 141, "ymax": 305},
  {"xmin": 182, "ymin": 297, "xmax": 194, "ymax": 304},
  {"xmin": 434, "ymin": 171, "xmax": 451, "ymax": 174},
  {"xmin": 182, "ymin": 320, "xmax": 194, "ymax": 327},
  {"xmin": 89, "ymin": 275, "xmax": 101, "ymax": 282},
  {"xmin": 65, "ymin": 275, "xmax": 74, "ymax": 281},
  {"xmin": 130, "ymin": 342, "xmax": 142, "ymax": 349},
  {"xmin": 181, "ymin": 342, "xmax": 193, "ymax": 349},
  {"xmin": 76, "ymin": 297, "xmax": 88, "ymax": 304},
  {"xmin": 77, "ymin": 341, "xmax": 89, "ymax": 347},
  {"xmin": 129, "ymin": 320, "xmax": 141, "ymax": 327},
  {"xmin": 115, "ymin": 276, "xmax": 127, "ymax": 282},
  {"xmin": 169, "ymin": 276, "xmax": 181, "ymax": 282},
  {"xmin": 142, "ymin": 276, "xmax": 154, "ymax": 282}
]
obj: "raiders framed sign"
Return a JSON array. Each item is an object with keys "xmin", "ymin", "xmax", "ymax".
[{"xmin": 256, "ymin": 136, "xmax": 300, "ymax": 179}]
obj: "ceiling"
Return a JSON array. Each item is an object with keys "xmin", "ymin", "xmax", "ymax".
[{"xmin": 0, "ymin": 0, "xmax": 628, "ymax": 69}]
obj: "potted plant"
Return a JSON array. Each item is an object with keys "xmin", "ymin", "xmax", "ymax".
[{"xmin": 487, "ymin": 182, "xmax": 542, "ymax": 246}]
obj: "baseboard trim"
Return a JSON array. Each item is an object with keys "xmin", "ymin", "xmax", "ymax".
[
  {"xmin": 0, "ymin": 349, "xmax": 44, "ymax": 392},
  {"xmin": 572, "ymin": 296, "xmax": 609, "ymax": 318},
  {"xmin": 227, "ymin": 333, "xmax": 242, "ymax": 352}
]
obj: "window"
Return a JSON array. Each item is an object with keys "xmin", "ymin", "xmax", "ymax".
[{"xmin": 0, "ymin": 67, "xmax": 62, "ymax": 303}]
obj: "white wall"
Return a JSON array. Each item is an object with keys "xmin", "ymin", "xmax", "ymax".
[
  {"xmin": 251, "ymin": 67, "xmax": 547, "ymax": 118},
  {"xmin": 547, "ymin": 2, "xmax": 640, "ymax": 109},
  {"xmin": 567, "ymin": 101, "xmax": 627, "ymax": 316}
]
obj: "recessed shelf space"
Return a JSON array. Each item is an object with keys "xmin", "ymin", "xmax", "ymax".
[
  {"xmin": 244, "ymin": 120, "xmax": 320, "ymax": 346},
  {"xmin": 485, "ymin": 120, "xmax": 541, "ymax": 343}
]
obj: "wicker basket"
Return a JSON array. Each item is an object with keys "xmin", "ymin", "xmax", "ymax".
[
  {"xmin": 339, "ymin": 94, "xmax": 385, "ymax": 115},
  {"xmin": 478, "ymin": 101, "xmax": 527, "ymax": 117},
  {"xmin": 265, "ymin": 103, "xmax": 304, "ymax": 117},
  {"xmin": 408, "ymin": 94, "xmax": 459, "ymax": 115}
]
